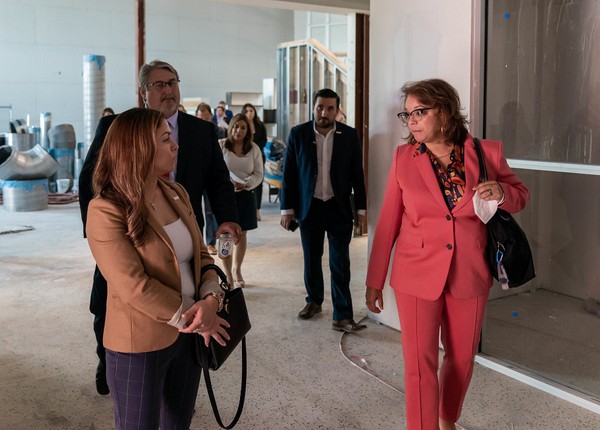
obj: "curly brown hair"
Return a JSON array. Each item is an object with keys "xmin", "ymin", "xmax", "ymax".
[{"xmin": 401, "ymin": 79, "xmax": 468, "ymax": 146}]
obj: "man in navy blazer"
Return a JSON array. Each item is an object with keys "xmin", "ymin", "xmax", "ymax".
[
  {"xmin": 79, "ymin": 60, "xmax": 240, "ymax": 395},
  {"xmin": 280, "ymin": 88, "xmax": 367, "ymax": 333}
]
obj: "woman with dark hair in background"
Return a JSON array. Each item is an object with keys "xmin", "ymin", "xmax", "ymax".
[
  {"xmin": 365, "ymin": 79, "xmax": 530, "ymax": 430},
  {"xmin": 86, "ymin": 107, "xmax": 229, "ymax": 429},
  {"xmin": 219, "ymin": 113, "xmax": 264, "ymax": 287},
  {"xmin": 242, "ymin": 103, "xmax": 267, "ymax": 221}
]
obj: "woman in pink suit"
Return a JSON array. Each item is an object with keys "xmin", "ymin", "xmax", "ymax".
[{"xmin": 365, "ymin": 79, "xmax": 530, "ymax": 430}]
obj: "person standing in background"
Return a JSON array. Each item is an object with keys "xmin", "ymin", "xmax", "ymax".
[
  {"xmin": 197, "ymin": 102, "xmax": 227, "ymax": 139},
  {"xmin": 196, "ymin": 102, "xmax": 226, "ymax": 255},
  {"xmin": 365, "ymin": 79, "xmax": 530, "ymax": 430},
  {"xmin": 280, "ymin": 88, "xmax": 367, "ymax": 333},
  {"xmin": 219, "ymin": 114, "xmax": 264, "ymax": 287},
  {"xmin": 242, "ymin": 103, "xmax": 267, "ymax": 221}
]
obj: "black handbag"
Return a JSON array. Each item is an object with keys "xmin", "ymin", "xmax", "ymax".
[
  {"xmin": 473, "ymin": 138, "xmax": 535, "ymax": 289},
  {"xmin": 197, "ymin": 264, "xmax": 251, "ymax": 429}
]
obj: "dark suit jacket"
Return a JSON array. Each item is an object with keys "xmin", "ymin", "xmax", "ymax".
[
  {"xmin": 280, "ymin": 121, "xmax": 366, "ymax": 223},
  {"xmin": 79, "ymin": 112, "xmax": 238, "ymax": 236}
]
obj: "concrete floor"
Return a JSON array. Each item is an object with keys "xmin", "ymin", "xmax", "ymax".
[{"xmin": 2, "ymin": 195, "xmax": 600, "ymax": 429}]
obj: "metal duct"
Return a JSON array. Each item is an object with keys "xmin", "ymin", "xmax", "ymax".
[
  {"xmin": 2, "ymin": 133, "xmax": 35, "ymax": 151},
  {"xmin": 40, "ymin": 112, "xmax": 51, "ymax": 149},
  {"xmin": 0, "ymin": 144, "xmax": 60, "ymax": 180},
  {"xmin": 82, "ymin": 54, "xmax": 106, "ymax": 160}
]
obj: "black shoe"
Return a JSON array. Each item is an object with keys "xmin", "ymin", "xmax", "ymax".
[
  {"xmin": 95, "ymin": 361, "xmax": 110, "ymax": 395},
  {"xmin": 583, "ymin": 298, "xmax": 600, "ymax": 315},
  {"xmin": 332, "ymin": 319, "xmax": 367, "ymax": 333},
  {"xmin": 298, "ymin": 302, "xmax": 322, "ymax": 319}
]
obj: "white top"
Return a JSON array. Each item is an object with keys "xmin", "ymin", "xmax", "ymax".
[
  {"xmin": 313, "ymin": 123, "xmax": 335, "ymax": 201},
  {"xmin": 163, "ymin": 218, "xmax": 196, "ymax": 330},
  {"xmin": 219, "ymin": 138, "xmax": 264, "ymax": 190},
  {"xmin": 162, "ymin": 218, "xmax": 195, "ymax": 299}
]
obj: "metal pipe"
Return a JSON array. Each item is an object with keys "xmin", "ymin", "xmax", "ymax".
[{"xmin": 0, "ymin": 144, "xmax": 60, "ymax": 180}]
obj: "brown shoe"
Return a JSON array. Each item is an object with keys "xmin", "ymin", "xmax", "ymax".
[
  {"xmin": 298, "ymin": 302, "xmax": 322, "ymax": 319},
  {"xmin": 332, "ymin": 319, "xmax": 367, "ymax": 333},
  {"xmin": 207, "ymin": 244, "xmax": 218, "ymax": 255}
]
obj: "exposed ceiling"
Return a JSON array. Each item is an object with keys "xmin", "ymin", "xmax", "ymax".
[{"xmin": 213, "ymin": 0, "xmax": 370, "ymax": 14}]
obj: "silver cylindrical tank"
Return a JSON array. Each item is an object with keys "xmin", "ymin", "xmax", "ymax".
[
  {"xmin": 48, "ymin": 124, "xmax": 76, "ymax": 177},
  {"xmin": 2, "ymin": 179, "xmax": 49, "ymax": 212},
  {"xmin": 82, "ymin": 54, "xmax": 106, "ymax": 159},
  {"xmin": 3, "ymin": 133, "xmax": 35, "ymax": 151},
  {"xmin": 40, "ymin": 112, "xmax": 51, "ymax": 149}
]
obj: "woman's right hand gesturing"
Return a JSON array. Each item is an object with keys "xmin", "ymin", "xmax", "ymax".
[{"xmin": 179, "ymin": 299, "xmax": 231, "ymax": 346}]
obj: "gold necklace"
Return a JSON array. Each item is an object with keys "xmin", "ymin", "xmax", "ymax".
[
  {"xmin": 437, "ymin": 150, "xmax": 453, "ymax": 159},
  {"xmin": 147, "ymin": 187, "xmax": 158, "ymax": 211}
]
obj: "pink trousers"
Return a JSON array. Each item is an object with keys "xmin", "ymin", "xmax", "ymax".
[{"xmin": 394, "ymin": 289, "xmax": 489, "ymax": 430}]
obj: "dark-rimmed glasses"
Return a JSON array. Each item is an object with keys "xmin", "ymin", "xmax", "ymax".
[
  {"xmin": 397, "ymin": 108, "xmax": 432, "ymax": 125},
  {"xmin": 145, "ymin": 79, "xmax": 180, "ymax": 90}
]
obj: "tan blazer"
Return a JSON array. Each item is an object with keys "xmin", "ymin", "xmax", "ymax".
[{"xmin": 86, "ymin": 179, "xmax": 218, "ymax": 353}]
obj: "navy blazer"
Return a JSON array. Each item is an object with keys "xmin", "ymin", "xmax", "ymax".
[
  {"xmin": 79, "ymin": 112, "xmax": 238, "ymax": 236},
  {"xmin": 280, "ymin": 121, "xmax": 367, "ymax": 223}
]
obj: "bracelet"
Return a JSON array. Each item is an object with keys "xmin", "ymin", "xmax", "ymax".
[{"xmin": 203, "ymin": 291, "xmax": 225, "ymax": 312}]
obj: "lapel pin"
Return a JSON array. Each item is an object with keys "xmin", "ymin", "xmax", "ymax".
[{"xmin": 335, "ymin": 131, "xmax": 342, "ymax": 135}]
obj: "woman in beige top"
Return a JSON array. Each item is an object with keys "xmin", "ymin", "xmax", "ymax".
[{"xmin": 218, "ymin": 114, "xmax": 264, "ymax": 287}]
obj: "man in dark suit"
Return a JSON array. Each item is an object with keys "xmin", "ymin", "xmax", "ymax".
[
  {"xmin": 79, "ymin": 60, "xmax": 240, "ymax": 395},
  {"xmin": 280, "ymin": 88, "xmax": 367, "ymax": 333}
]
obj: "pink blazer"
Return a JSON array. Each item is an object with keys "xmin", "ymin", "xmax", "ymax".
[{"xmin": 366, "ymin": 134, "xmax": 530, "ymax": 300}]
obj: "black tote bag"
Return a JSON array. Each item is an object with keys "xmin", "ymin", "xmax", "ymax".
[{"xmin": 474, "ymin": 138, "xmax": 535, "ymax": 289}]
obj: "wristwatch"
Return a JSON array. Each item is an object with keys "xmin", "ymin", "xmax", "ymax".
[{"xmin": 203, "ymin": 291, "xmax": 225, "ymax": 312}]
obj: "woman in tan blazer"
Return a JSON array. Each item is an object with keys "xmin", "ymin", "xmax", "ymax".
[
  {"xmin": 86, "ymin": 108, "xmax": 229, "ymax": 430},
  {"xmin": 366, "ymin": 79, "xmax": 529, "ymax": 430}
]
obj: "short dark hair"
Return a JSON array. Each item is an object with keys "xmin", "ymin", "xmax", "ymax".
[
  {"xmin": 195, "ymin": 102, "xmax": 212, "ymax": 116},
  {"xmin": 313, "ymin": 88, "xmax": 340, "ymax": 108}
]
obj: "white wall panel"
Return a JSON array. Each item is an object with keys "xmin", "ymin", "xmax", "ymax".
[{"xmin": 367, "ymin": 0, "xmax": 473, "ymax": 329}]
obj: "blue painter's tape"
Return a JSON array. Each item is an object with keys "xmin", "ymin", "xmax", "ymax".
[
  {"xmin": 49, "ymin": 148, "xmax": 74, "ymax": 158},
  {"xmin": 2, "ymin": 179, "xmax": 49, "ymax": 192},
  {"xmin": 83, "ymin": 54, "xmax": 106, "ymax": 70}
]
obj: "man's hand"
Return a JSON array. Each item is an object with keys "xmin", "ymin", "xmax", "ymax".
[
  {"xmin": 215, "ymin": 222, "xmax": 242, "ymax": 244},
  {"xmin": 280, "ymin": 214, "xmax": 295, "ymax": 230}
]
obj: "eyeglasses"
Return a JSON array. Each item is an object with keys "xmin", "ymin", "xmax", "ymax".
[
  {"xmin": 145, "ymin": 79, "xmax": 180, "ymax": 90},
  {"xmin": 397, "ymin": 108, "xmax": 432, "ymax": 125}
]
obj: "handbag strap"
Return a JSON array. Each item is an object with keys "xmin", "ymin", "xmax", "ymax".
[
  {"xmin": 201, "ymin": 338, "xmax": 248, "ymax": 429},
  {"xmin": 200, "ymin": 263, "xmax": 247, "ymax": 429},
  {"xmin": 201, "ymin": 263, "xmax": 231, "ymax": 292},
  {"xmin": 473, "ymin": 137, "xmax": 489, "ymax": 182}
]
